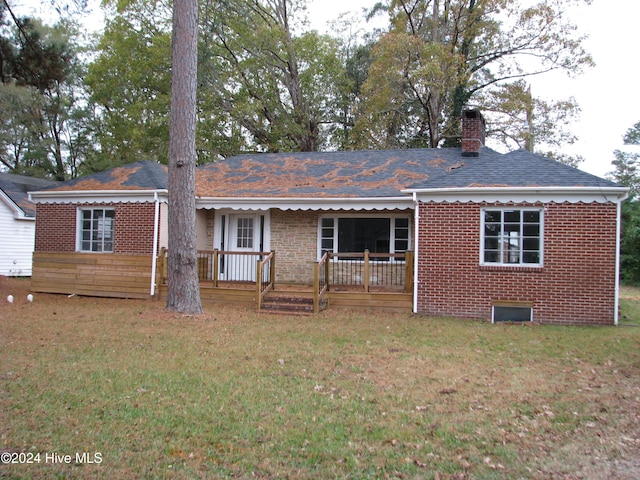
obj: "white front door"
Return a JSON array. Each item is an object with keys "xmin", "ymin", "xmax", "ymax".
[{"xmin": 223, "ymin": 214, "xmax": 259, "ymax": 281}]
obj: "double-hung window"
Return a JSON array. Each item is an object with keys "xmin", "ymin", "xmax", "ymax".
[
  {"xmin": 481, "ymin": 209, "xmax": 542, "ymax": 266},
  {"xmin": 79, "ymin": 208, "xmax": 115, "ymax": 252},
  {"xmin": 319, "ymin": 216, "xmax": 410, "ymax": 260}
]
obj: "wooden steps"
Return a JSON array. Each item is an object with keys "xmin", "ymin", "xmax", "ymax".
[{"xmin": 260, "ymin": 289, "xmax": 326, "ymax": 316}]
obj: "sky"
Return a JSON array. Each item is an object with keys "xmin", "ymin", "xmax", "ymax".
[{"xmin": 12, "ymin": 0, "xmax": 638, "ymax": 178}]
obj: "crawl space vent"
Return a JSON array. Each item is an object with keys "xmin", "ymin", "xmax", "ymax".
[{"xmin": 492, "ymin": 305, "xmax": 533, "ymax": 323}]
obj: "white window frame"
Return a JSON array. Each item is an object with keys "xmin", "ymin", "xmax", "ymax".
[
  {"xmin": 480, "ymin": 208, "xmax": 543, "ymax": 267},
  {"xmin": 235, "ymin": 216, "xmax": 255, "ymax": 249},
  {"xmin": 77, "ymin": 207, "xmax": 115, "ymax": 253},
  {"xmin": 317, "ymin": 213, "xmax": 411, "ymax": 261}
]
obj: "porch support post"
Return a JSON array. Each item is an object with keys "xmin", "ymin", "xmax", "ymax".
[
  {"xmin": 270, "ymin": 250, "xmax": 276, "ymax": 289},
  {"xmin": 213, "ymin": 249, "xmax": 219, "ymax": 288},
  {"xmin": 325, "ymin": 254, "xmax": 331, "ymax": 291},
  {"xmin": 313, "ymin": 262, "xmax": 320, "ymax": 314},
  {"xmin": 404, "ymin": 251, "xmax": 414, "ymax": 294},
  {"xmin": 256, "ymin": 258, "xmax": 262, "ymax": 310},
  {"xmin": 364, "ymin": 249, "xmax": 370, "ymax": 292}
]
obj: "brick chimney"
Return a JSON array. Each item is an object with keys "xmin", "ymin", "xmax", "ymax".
[{"xmin": 461, "ymin": 109, "xmax": 485, "ymax": 157}]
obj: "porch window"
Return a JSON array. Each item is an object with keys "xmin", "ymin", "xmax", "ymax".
[
  {"xmin": 78, "ymin": 208, "xmax": 115, "ymax": 252},
  {"xmin": 236, "ymin": 217, "xmax": 254, "ymax": 249},
  {"xmin": 481, "ymin": 209, "xmax": 542, "ymax": 266},
  {"xmin": 319, "ymin": 216, "xmax": 410, "ymax": 259}
]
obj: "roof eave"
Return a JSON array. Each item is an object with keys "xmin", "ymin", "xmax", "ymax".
[
  {"xmin": 402, "ymin": 186, "xmax": 630, "ymax": 203},
  {"xmin": 28, "ymin": 189, "xmax": 169, "ymax": 204},
  {"xmin": 0, "ymin": 189, "xmax": 30, "ymax": 219},
  {"xmin": 195, "ymin": 196, "xmax": 414, "ymax": 211}
]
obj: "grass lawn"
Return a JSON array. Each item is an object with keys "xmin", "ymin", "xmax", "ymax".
[{"xmin": 1, "ymin": 276, "xmax": 639, "ymax": 479}]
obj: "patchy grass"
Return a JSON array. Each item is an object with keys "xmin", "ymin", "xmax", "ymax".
[
  {"xmin": 1, "ymin": 276, "xmax": 639, "ymax": 479},
  {"xmin": 620, "ymin": 286, "xmax": 640, "ymax": 326}
]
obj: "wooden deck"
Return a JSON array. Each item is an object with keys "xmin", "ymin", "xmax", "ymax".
[
  {"xmin": 155, "ymin": 283, "xmax": 413, "ymax": 313},
  {"xmin": 32, "ymin": 250, "xmax": 414, "ymax": 313}
]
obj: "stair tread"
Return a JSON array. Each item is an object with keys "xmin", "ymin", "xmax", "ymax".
[
  {"xmin": 259, "ymin": 290, "xmax": 327, "ymax": 315},
  {"xmin": 259, "ymin": 309, "xmax": 314, "ymax": 317},
  {"xmin": 263, "ymin": 298, "xmax": 313, "ymax": 304}
]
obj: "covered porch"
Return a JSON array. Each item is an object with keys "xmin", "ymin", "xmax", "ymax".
[{"xmin": 155, "ymin": 248, "xmax": 414, "ymax": 314}]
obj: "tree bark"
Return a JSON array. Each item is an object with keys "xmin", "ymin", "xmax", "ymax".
[{"xmin": 166, "ymin": 0, "xmax": 203, "ymax": 314}]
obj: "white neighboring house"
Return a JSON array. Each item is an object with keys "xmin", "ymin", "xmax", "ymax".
[{"xmin": 0, "ymin": 173, "xmax": 58, "ymax": 276}]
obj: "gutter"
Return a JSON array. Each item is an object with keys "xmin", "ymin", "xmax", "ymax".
[
  {"xmin": 150, "ymin": 192, "xmax": 161, "ymax": 297},
  {"xmin": 29, "ymin": 189, "xmax": 169, "ymax": 203},
  {"xmin": 401, "ymin": 186, "xmax": 630, "ymax": 204},
  {"xmin": 614, "ymin": 192, "xmax": 629, "ymax": 325},
  {"xmin": 412, "ymin": 192, "xmax": 419, "ymax": 314},
  {"xmin": 402, "ymin": 186, "xmax": 629, "ymax": 196}
]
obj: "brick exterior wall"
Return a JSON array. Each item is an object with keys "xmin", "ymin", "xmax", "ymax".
[
  {"xmin": 416, "ymin": 201, "xmax": 619, "ymax": 325},
  {"xmin": 270, "ymin": 209, "xmax": 318, "ymax": 284},
  {"xmin": 35, "ymin": 202, "xmax": 157, "ymax": 255},
  {"xmin": 35, "ymin": 203, "xmax": 77, "ymax": 252},
  {"xmin": 113, "ymin": 203, "xmax": 156, "ymax": 254}
]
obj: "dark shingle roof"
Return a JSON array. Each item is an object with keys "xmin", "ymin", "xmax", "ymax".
[
  {"xmin": 42, "ymin": 161, "xmax": 168, "ymax": 192},
  {"xmin": 411, "ymin": 149, "xmax": 619, "ymax": 190},
  {"xmin": 0, "ymin": 172, "xmax": 58, "ymax": 217},
  {"xmin": 34, "ymin": 148, "xmax": 622, "ymax": 201},
  {"xmin": 196, "ymin": 149, "xmax": 479, "ymax": 198}
]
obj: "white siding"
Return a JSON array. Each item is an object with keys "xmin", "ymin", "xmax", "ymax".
[{"xmin": 0, "ymin": 202, "xmax": 36, "ymax": 276}]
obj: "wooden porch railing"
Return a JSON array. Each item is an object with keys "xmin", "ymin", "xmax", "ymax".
[
  {"xmin": 158, "ymin": 248, "xmax": 275, "ymax": 309},
  {"xmin": 313, "ymin": 251, "xmax": 330, "ymax": 313},
  {"xmin": 256, "ymin": 251, "xmax": 275, "ymax": 310},
  {"xmin": 322, "ymin": 250, "xmax": 413, "ymax": 293},
  {"xmin": 157, "ymin": 248, "xmax": 413, "ymax": 313}
]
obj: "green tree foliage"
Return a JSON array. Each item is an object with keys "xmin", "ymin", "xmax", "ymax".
[
  {"xmin": 87, "ymin": 0, "xmax": 346, "ymax": 163},
  {"xmin": 609, "ymin": 121, "xmax": 640, "ymax": 284},
  {"xmin": 2, "ymin": 0, "xmax": 600, "ymax": 174},
  {"xmin": 353, "ymin": 0, "xmax": 592, "ymax": 162},
  {"xmin": 1, "ymin": 5, "xmax": 89, "ymax": 179},
  {"xmin": 200, "ymin": 0, "xmax": 346, "ymax": 153},
  {"xmin": 0, "ymin": 82, "xmax": 45, "ymax": 173},
  {"xmin": 84, "ymin": 0, "xmax": 173, "ymax": 170}
]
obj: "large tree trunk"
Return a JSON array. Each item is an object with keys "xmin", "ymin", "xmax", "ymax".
[{"xmin": 166, "ymin": 0, "xmax": 203, "ymax": 314}]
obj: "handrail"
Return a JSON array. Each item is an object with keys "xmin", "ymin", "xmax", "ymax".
[
  {"xmin": 314, "ymin": 251, "xmax": 330, "ymax": 313},
  {"xmin": 257, "ymin": 251, "xmax": 275, "ymax": 310}
]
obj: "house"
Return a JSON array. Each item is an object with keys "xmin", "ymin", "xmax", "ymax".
[
  {"xmin": 29, "ymin": 161, "xmax": 169, "ymax": 298},
  {"xmin": 0, "ymin": 172, "xmax": 58, "ymax": 276},
  {"xmin": 29, "ymin": 110, "xmax": 628, "ymax": 325}
]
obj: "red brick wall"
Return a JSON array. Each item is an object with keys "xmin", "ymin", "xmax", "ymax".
[
  {"xmin": 35, "ymin": 203, "xmax": 77, "ymax": 252},
  {"xmin": 35, "ymin": 202, "xmax": 157, "ymax": 255},
  {"xmin": 416, "ymin": 201, "xmax": 619, "ymax": 325},
  {"xmin": 114, "ymin": 203, "xmax": 156, "ymax": 254},
  {"xmin": 461, "ymin": 110, "xmax": 486, "ymax": 154}
]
